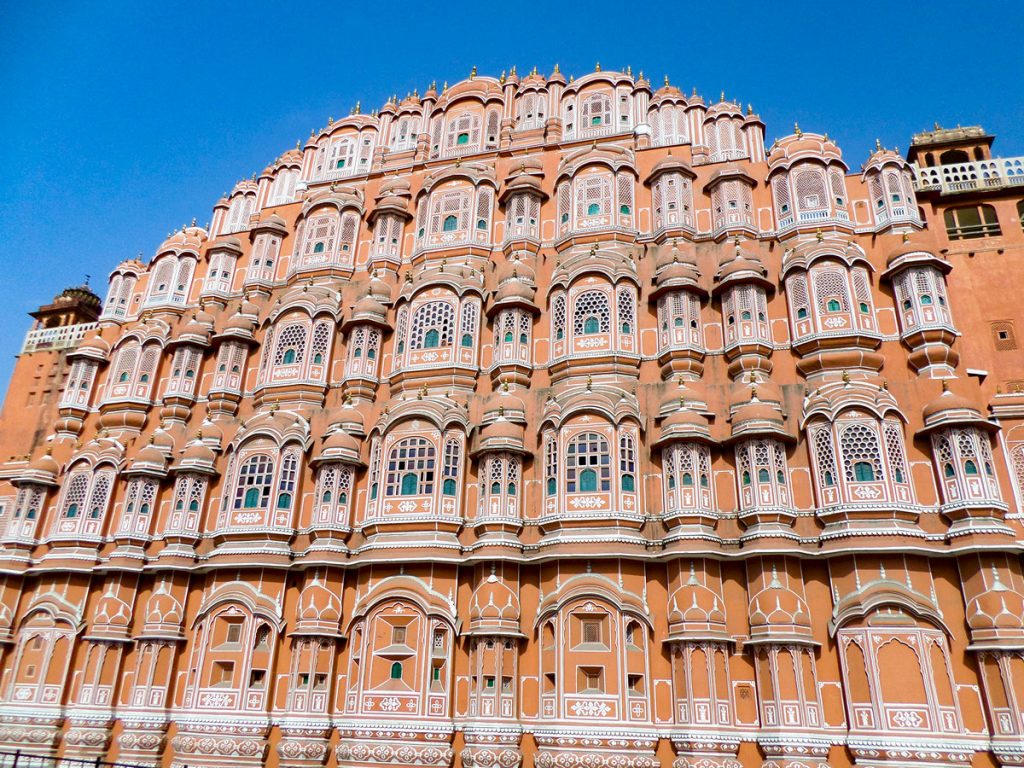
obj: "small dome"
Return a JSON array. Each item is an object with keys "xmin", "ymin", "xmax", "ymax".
[
  {"xmin": 368, "ymin": 272, "xmax": 393, "ymax": 304},
  {"xmin": 156, "ymin": 225, "xmax": 206, "ymax": 256},
  {"xmin": 74, "ymin": 333, "xmax": 111, "ymax": 359},
  {"xmin": 294, "ymin": 576, "xmax": 343, "ymax": 636},
  {"xmin": 966, "ymin": 573, "xmax": 1024, "ymax": 642},
  {"xmin": 921, "ymin": 381, "xmax": 993, "ymax": 432},
  {"xmin": 223, "ymin": 310, "xmax": 257, "ymax": 335},
  {"xmin": 748, "ymin": 570, "xmax": 812, "ymax": 639},
  {"xmin": 28, "ymin": 451, "xmax": 60, "ymax": 478},
  {"xmin": 350, "ymin": 295, "xmax": 389, "ymax": 324},
  {"xmin": 668, "ymin": 569, "xmax": 728, "ymax": 640},
  {"xmin": 91, "ymin": 588, "xmax": 132, "ymax": 638},
  {"xmin": 653, "ymin": 241, "xmax": 702, "ymax": 291},
  {"xmin": 646, "ymin": 153, "xmax": 695, "ymax": 184},
  {"xmin": 715, "ymin": 239, "xmax": 770, "ymax": 290},
  {"xmin": 313, "ymin": 428, "xmax": 363, "ymax": 466},
  {"xmin": 768, "ymin": 130, "xmax": 844, "ymax": 171},
  {"xmin": 655, "ymin": 400, "xmax": 712, "ymax": 447},
  {"xmin": 142, "ymin": 582, "xmax": 184, "ymax": 637},
  {"xmin": 468, "ymin": 571, "xmax": 522, "ymax": 635},
  {"xmin": 129, "ymin": 443, "xmax": 168, "ymax": 475}
]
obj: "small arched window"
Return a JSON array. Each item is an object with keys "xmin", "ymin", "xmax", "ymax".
[
  {"xmin": 965, "ymin": 460, "xmax": 979, "ymax": 475},
  {"xmin": 424, "ymin": 329, "xmax": 440, "ymax": 348},
  {"xmin": 390, "ymin": 661, "xmax": 403, "ymax": 679},
  {"xmin": 827, "ymin": 299, "xmax": 841, "ymax": 312},
  {"xmin": 853, "ymin": 461, "xmax": 875, "ymax": 481},
  {"xmin": 282, "ymin": 349, "xmax": 296, "ymax": 364},
  {"xmin": 580, "ymin": 469, "xmax": 598, "ymax": 492},
  {"xmin": 587, "ymin": 203, "xmax": 600, "ymax": 215},
  {"xmin": 313, "ymin": 241, "xmax": 325, "ymax": 253},
  {"xmin": 443, "ymin": 215, "xmax": 458, "ymax": 231},
  {"xmin": 758, "ymin": 468, "xmax": 770, "ymax": 483}
]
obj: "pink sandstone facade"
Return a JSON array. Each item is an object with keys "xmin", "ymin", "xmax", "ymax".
[{"xmin": 1, "ymin": 66, "xmax": 1024, "ymax": 768}]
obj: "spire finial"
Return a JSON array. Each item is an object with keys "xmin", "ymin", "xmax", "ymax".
[
  {"xmin": 553, "ymin": 63, "xmax": 560, "ymax": 74},
  {"xmin": 470, "ymin": 65, "xmax": 477, "ymax": 79},
  {"xmin": 664, "ymin": 75, "xmax": 670, "ymax": 86},
  {"xmin": 875, "ymin": 138, "xmax": 883, "ymax": 151},
  {"xmin": 794, "ymin": 122, "xmax": 801, "ymax": 137},
  {"xmin": 595, "ymin": 61, "xmax": 601, "ymax": 72},
  {"xmin": 815, "ymin": 227, "xmax": 824, "ymax": 243},
  {"xmin": 353, "ymin": 101, "xmax": 361, "ymax": 115}
]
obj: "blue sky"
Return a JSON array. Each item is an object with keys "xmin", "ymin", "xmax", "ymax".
[{"xmin": 1, "ymin": 1, "xmax": 1022, "ymax": 398}]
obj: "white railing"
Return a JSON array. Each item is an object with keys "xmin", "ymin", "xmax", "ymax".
[
  {"xmin": 913, "ymin": 156, "xmax": 1024, "ymax": 194},
  {"xmin": 21, "ymin": 322, "xmax": 97, "ymax": 354},
  {"xmin": 708, "ymin": 148, "xmax": 749, "ymax": 163}
]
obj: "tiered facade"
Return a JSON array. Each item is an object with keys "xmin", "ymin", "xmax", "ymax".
[{"xmin": 2, "ymin": 65, "xmax": 1024, "ymax": 768}]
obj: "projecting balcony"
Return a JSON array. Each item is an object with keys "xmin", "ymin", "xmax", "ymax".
[
  {"xmin": 913, "ymin": 157, "xmax": 1024, "ymax": 194},
  {"xmin": 21, "ymin": 322, "xmax": 97, "ymax": 354},
  {"xmin": 775, "ymin": 208, "xmax": 852, "ymax": 237}
]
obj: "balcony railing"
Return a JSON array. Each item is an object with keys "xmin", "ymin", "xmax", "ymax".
[
  {"xmin": 913, "ymin": 156, "xmax": 1024, "ymax": 194},
  {"xmin": 21, "ymin": 322, "xmax": 97, "ymax": 354}
]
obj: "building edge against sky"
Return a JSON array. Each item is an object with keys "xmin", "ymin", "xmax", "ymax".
[{"xmin": 0, "ymin": 64, "xmax": 1023, "ymax": 768}]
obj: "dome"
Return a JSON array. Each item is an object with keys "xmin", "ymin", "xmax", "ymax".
[
  {"xmin": 89, "ymin": 588, "xmax": 132, "ymax": 639},
  {"xmin": 142, "ymin": 582, "xmax": 184, "ymax": 638},
  {"xmin": 768, "ymin": 129, "xmax": 845, "ymax": 171},
  {"xmin": 72, "ymin": 333, "xmax": 111, "ymax": 361},
  {"xmin": 646, "ymin": 153, "xmax": 695, "ymax": 184},
  {"xmin": 128, "ymin": 442, "xmax": 168, "ymax": 476},
  {"xmin": 29, "ymin": 451, "xmax": 60, "ymax": 478},
  {"xmin": 748, "ymin": 570, "xmax": 813, "ymax": 641},
  {"xmin": 655, "ymin": 401, "xmax": 712, "ymax": 447},
  {"xmin": 468, "ymin": 571, "xmax": 522, "ymax": 635},
  {"xmin": 475, "ymin": 416, "xmax": 527, "ymax": 455},
  {"xmin": 921, "ymin": 381, "xmax": 994, "ymax": 432},
  {"xmin": 294, "ymin": 576, "xmax": 343, "ymax": 636},
  {"xmin": 348, "ymin": 294, "xmax": 389, "ymax": 327},
  {"xmin": 667, "ymin": 568, "xmax": 729, "ymax": 640},
  {"xmin": 222, "ymin": 309, "xmax": 257, "ymax": 337},
  {"xmin": 368, "ymin": 271, "xmax": 394, "ymax": 304},
  {"xmin": 653, "ymin": 242, "xmax": 702, "ymax": 293},
  {"xmin": 312, "ymin": 428, "xmax": 363, "ymax": 466},
  {"xmin": 714, "ymin": 239, "xmax": 771, "ymax": 291},
  {"xmin": 156, "ymin": 225, "xmax": 206, "ymax": 256},
  {"xmin": 966, "ymin": 573, "xmax": 1024, "ymax": 643},
  {"xmin": 883, "ymin": 234, "xmax": 949, "ymax": 274},
  {"xmin": 174, "ymin": 437, "xmax": 218, "ymax": 474},
  {"xmin": 658, "ymin": 378, "xmax": 708, "ymax": 418}
]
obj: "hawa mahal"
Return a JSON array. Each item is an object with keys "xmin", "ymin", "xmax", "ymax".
[{"xmin": 1, "ymin": 64, "xmax": 1024, "ymax": 768}]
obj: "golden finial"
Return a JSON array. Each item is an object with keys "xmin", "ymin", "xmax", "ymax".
[
  {"xmin": 842, "ymin": 370, "xmax": 851, "ymax": 384},
  {"xmin": 638, "ymin": 70, "xmax": 644, "ymax": 82},
  {"xmin": 510, "ymin": 65, "xmax": 517, "ymax": 76},
  {"xmin": 553, "ymin": 63, "xmax": 560, "ymax": 74},
  {"xmin": 191, "ymin": 217, "xmax": 197, "ymax": 227},
  {"xmin": 454, "ymin": 156, "xmax": 461, "ymax": 168},
  {"xmin": 747, "ymin": 103, "xmax": 753, "ymax": 115},
  {"xmin": 353, "ymin": 101, "xmax": 361, "ymax": 115},
  {"xmin": 532, "ymin": 65, "xmax": 538, "ymax": 76},
  {"xmin": 595, "ymin": 61, "xmax": 601, "ymax": 72},
  {"xmin": 875, "ymin": 138, "xmax": 882, "ymax": 151},
  {"xmin": 439, "ymin": 259, "xmax": 447, "ymax": 272},
  {"xmin": 626, "ymin": 65, "xmax": 632, "ymax": 76},
  {"xmin": 942, "ymin": 379, "xmax": 950, "ymax": 393},
  {"xmin": 569, "ymin": 74, "xmax": 575, "ymax": 83},
  {"xmin": 691, "ymin": 86, "xmax": 697, "ymax": 97},
  {"xmin": 295, "ymin": 139, "xmax": 301, "ymax": 150},
  {"xmin": 793, "ymin": 122, "xmax": 801, "ymax": 137},
  {"xmin": 815, "ymin": 228, "xmax": 824, "ymax": 243},
  {"xmin": 328, "ymin": 116, "xmax": 334, "ymax": 125},
  {"xmin": 748, "ymin": 371, "xmax": 757, "ymax": 384},
  {"xmin": 500, "ymin": 70, "xmax": 506, "ymax": 84},
  {"xmin": 902, "ymin": 232, "xmax": 910, "ymax": 243},
  {"xmin": 664, "ymin": 75, "xmax": 670, "ymax": 86},
  {"xmin": 720, "ymin": 91, "xmax": 725, "ymax": 102},
  {"xmin": 586, "ymin": 375, "xmax": 593, "ymax": 391},
  {"xmin": 441, "ymin": 81, "xmax": 447, "ymax": 93},
  {"xmin": 470, "ymin": 65, "xmax": 477, "ymax": 79},
  {"xmin": 751, "ymin": 383, "xmax": 758, "ymax": 400}
]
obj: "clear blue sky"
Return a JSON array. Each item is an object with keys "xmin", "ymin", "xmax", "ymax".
[{"xmin": 1, "ymin": 1, "xmax": 1022, "ymax": 398}]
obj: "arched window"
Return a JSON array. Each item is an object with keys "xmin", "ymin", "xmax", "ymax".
[
  {"xmin": 443, "ymin": 215, "xmax": 458, "ymax": 231},
  {"xmin": 566, "ymin": 432, "xmax": 611, "ymax": 493},
  {"xmin": 390, "ymin": 661, "xmax": 403, "ymax": 679},
  {"xmin": 385, "ymin": 437, "xmax": 436, "ymax": 497},
  {"xmin": 234, "ymin": 455, "xmax": 274, "ymax": 510},
  {"xmin": 573, "ymin": 291, "xmax": 611, "ymax": 337},
  {"xmin": 410, "ymin": 302, "xmax": 456, "ymax": 350},
  {"xmin": 841, "ymin": 424, "xmax": 883, "ymax": 483},
  {"xmin": 619, "ymin": 433, "xmax": 637, "ymax": 492},
  {"xmin": 442, "ymin": 439, "xmax": 461, "ymax": 497}
]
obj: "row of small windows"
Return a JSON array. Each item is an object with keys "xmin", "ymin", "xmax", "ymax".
[{"xmin": 942, "ymin": 202, "xmax": 1024, "ymax": 240}]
